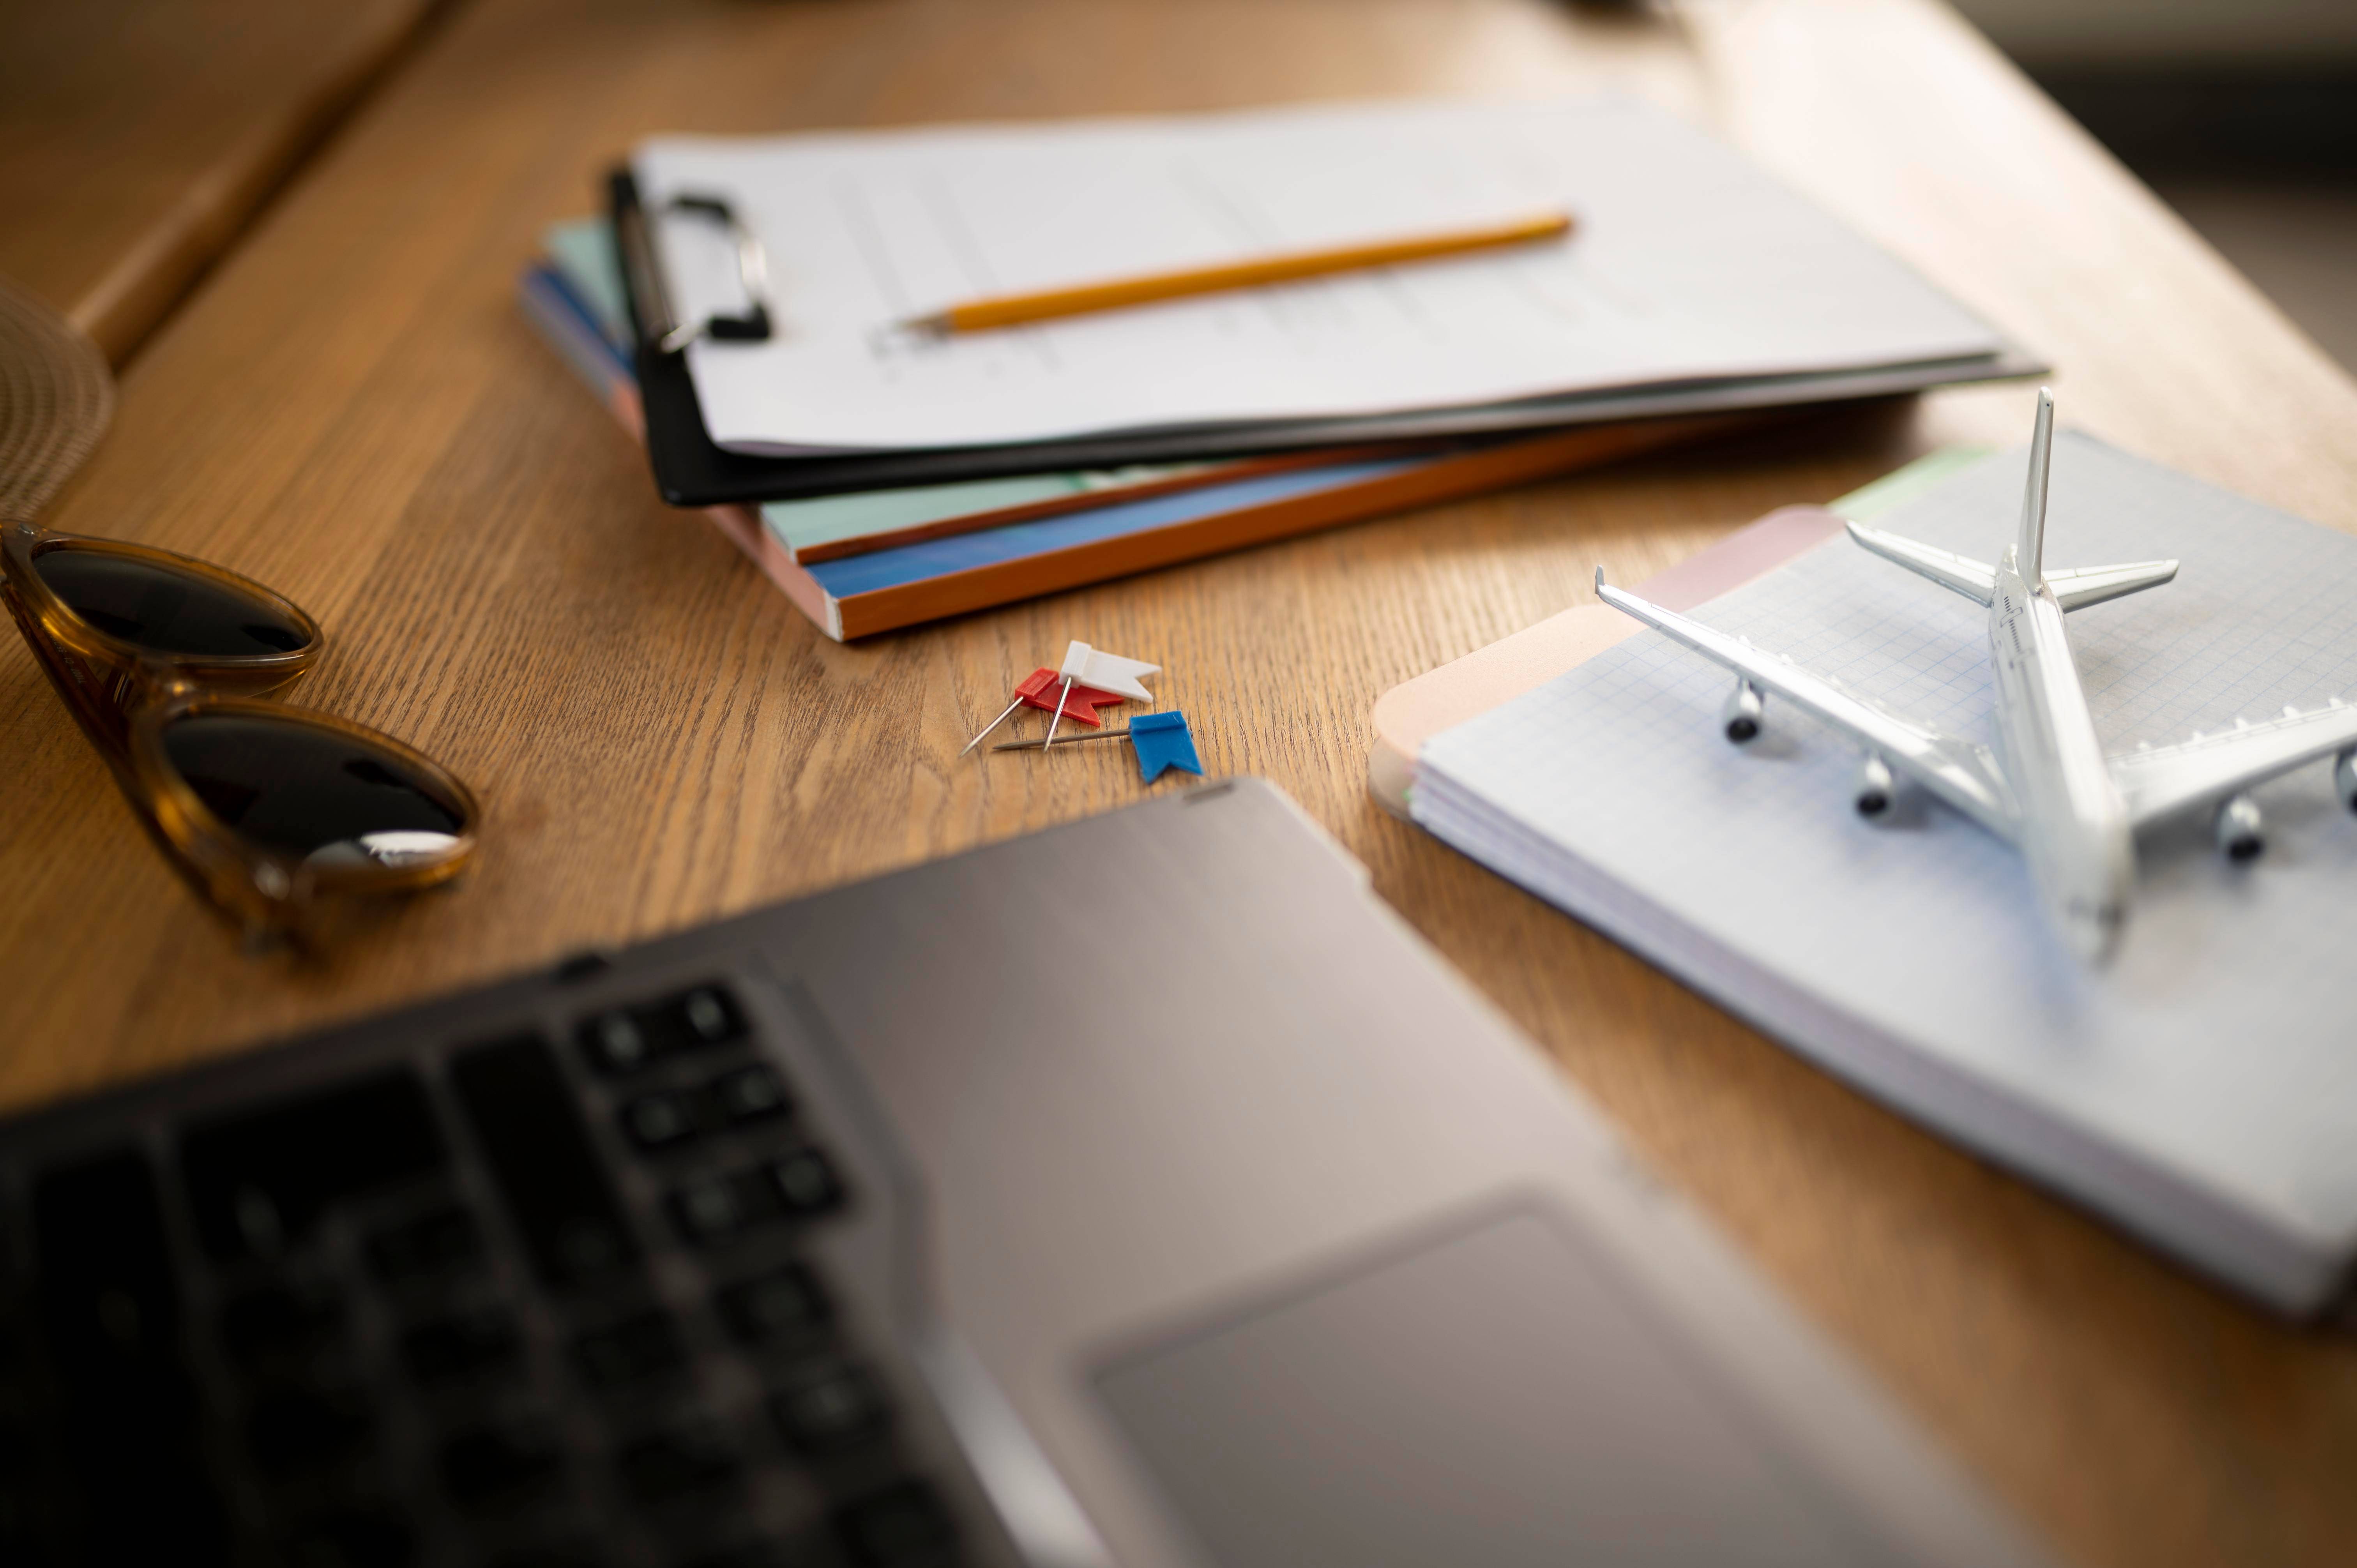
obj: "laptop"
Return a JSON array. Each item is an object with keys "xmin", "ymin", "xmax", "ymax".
[{"xmin": 0, "ymin": 778, "xmax": 2051, "ymax": 1568}]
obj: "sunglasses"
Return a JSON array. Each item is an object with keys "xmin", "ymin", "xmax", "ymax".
[{"xmin": 2, "ymin": 522, "xmax": 481, "ymax": 947}]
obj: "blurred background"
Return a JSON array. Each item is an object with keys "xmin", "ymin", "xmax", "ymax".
[
  {"xmin": 1953, "ymin": 0, "xmax": 2357, "ymax": 372},
  {"xmin": 4, "ymin": 0, "xmax": 2350, "ymax": 374}
]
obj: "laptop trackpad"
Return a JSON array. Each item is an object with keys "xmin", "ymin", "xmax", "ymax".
[{"xmin": 1092, "ymin": 1207, "xmax": 1890, "ymax": 1567}]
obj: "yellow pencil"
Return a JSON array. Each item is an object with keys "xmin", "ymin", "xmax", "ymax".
[{"xmin": 898, "ymin": 210, "xmax": 1574, "ymax": 336}]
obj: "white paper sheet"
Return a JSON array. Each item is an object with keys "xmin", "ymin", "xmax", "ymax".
[
  {"xmin": 633, "ymin": 97, "xmax": 2003, "ymax": 453},
  {"xmin": 1414, "ymin": 437, "xmax": 2357, "ymax": 1305}
]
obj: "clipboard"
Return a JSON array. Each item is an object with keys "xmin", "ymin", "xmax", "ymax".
[{"xmin": 606, "ymin": 171, "xmax": 2044, "ymax": 509}]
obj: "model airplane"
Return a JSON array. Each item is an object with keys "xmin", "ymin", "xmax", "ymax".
[{"xmin": 1597, "ymin": 390, "xmax": 2357, "ymax": 961}]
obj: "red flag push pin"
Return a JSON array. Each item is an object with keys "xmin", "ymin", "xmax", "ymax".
[{"xmin": 960, "ymin": 661, "xmax": 1130, "ymax": 756}]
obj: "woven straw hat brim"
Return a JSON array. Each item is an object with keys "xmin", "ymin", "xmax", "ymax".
[{"xmin": 0, "ymin": 274, "xmax": 113, "ymax": 526}]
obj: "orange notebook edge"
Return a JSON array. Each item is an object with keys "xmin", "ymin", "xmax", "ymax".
[
  {"xmin": 829, "ymin": 413, "xmax": 1758, "ymax": 640},
  {"xmin": 1365, "ymin": 503, "xmax": 1849, "ymax": 817}
]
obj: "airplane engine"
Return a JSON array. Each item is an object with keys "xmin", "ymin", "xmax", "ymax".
[
  {"xmin": 1722, "ymin": 679, "xmax": 1763, "ymax": 743},
  {"xmin": 1854, "ymin": 755, "xmax": 1894, "ymax": 818},
  {"xmin": 2214, "ymin": 793, "xmax": 2264, "ymax": 862},
  {"xmin": 2337, "ymin": 748, "xmax": 2357, "ymax": 813}
]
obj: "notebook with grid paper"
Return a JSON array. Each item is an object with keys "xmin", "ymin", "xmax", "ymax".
[{"xmin": 1403, "ymin": 435, "xmax": 2357, "ymax": 1314}]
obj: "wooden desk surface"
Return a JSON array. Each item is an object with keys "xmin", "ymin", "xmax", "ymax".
[
  {"xmin": 0, "ymin": 0, "xmax": 443, "ymax": 363},
  {"xmin": 10, "ymin": 1, "xmax": 2357, "ymax": 1563}
]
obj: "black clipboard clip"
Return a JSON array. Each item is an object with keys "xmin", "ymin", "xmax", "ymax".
[{"xmin": 612, "ymin": 175, "xmax": 772, "ymax": 354}]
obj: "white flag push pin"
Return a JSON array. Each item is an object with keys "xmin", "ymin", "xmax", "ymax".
[{"xmin": 1041, "ymin": 642, "xmax": 1159, "ymax": 756}]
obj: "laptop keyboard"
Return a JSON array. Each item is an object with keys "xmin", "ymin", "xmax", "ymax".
[{"xmin": 0, "ymin": 968, "xmax": 1002, "ymax": 1568}]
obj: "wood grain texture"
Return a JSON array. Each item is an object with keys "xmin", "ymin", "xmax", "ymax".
[
  {"xmin": 7, "ymin": 1, "xmax": 2357, "ymax": 1563},
  {"xmin": 0, "ymin": 0, "xmax": 447, "ymax": 364}
]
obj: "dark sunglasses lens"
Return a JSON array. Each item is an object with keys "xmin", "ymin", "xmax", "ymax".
[
  {"xmin": 34, "ymin": 546, "xmax": 311, "ymax": 658},
  {"xmin": 161, "ymin": 712, "xmax": 466, "ymax": 870}
]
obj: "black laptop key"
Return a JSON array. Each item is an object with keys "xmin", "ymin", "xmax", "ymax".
[
  {"xmin": 451, "ymin": 1035, "xmax": 636, "ymax": 1289},
  {"xmin": 246, "ymin": 1384, "xmax": 374, "ymax": 1473},
  {"xmin": 620, "ymin": 1089, "xmax": 707, "ymax": 1153},
  {"xmin": 439, "ymin": 1421, "xmax": 564, "ymax": 1510},
  {"xmin": 617, "ymin": 1423, "xmax": 739, "ymax": 1505},
  {"xmin": 365, "ymin": 1205, "xmax": 483, "ymax": 1283},
  {"xmin": 572, "ymin": 1310, "xmax": 687, "ymax": 1390},
  {"xmin": 715, "ymin": 1262, "xmax": 831, "ymax": 1347},
  {"xmin": 769, "ymin": 1357, "xmax": 892, "ymax": 1456},
  {"xmin": 709, "ymin": 1065, "xmax": 789, "ymax": 1127},
  {"xmin": 668, "ymin": 1175, "xmax": 746, "ymax": 1248},
  {"xmin": 284, "ymin": 1502, "xmax": 415, "ymax": 1568},
  {"xmin": 762, "ymin": 1147, "xmax": 846, "ymax": 1219},
  {"xmin": 219, "ymin": 1277, "xmax": 345, "ymax": 1368},
  {"xmin": 673, "ymin": 985, "xmax": 747, "ymax": 1049},
  {"xmin": 31, "ymin": 1150, "xmax": 230, "ymax": 1566},
  {"xmin": 180, "ymin": 1068, "xmax": 445, "ymax": 1262},
  {"xmin": 401, "ymin": 1308, "xmax": 523, "ymax": 1386},
  {"xmin": 833, "ymin": 1480, "xmax": 958, "ymax": 1567},
  {"xmin": 579, "ymin": 1010, "xmax": 657, "ymax": 1076}
]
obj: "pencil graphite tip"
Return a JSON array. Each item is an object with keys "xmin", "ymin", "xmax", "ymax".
[{"xmin": 868, "ymin": 316, "xmax": 951, "ymax": 353}]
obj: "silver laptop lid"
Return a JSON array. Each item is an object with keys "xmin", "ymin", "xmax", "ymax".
[{"xmin": 767, "ymin": 779, "xmax": 2053, "ymax": 1568}]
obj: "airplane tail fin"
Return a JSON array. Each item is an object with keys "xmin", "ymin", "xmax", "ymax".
[
  {"xmin": 2018, "ymin": 387, "xmax": 2054, "ymax": 583},
  {"xmin": 2006, "ymin": 387, "xmax": 2180, "ymax": 610}
]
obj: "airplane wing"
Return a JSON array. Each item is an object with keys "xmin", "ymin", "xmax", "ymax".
[
  {"xmin": 1595, "ymin": 572, "xmax": 2019, "ymax": 840},
  {"xmin": 2108, "ymin": 701, "xmax": 2357, "ymax": 826}
]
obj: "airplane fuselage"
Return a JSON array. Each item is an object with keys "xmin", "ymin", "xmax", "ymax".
[
  {"xmin": 1986, "ymin": 547, "xmax": 2134, "ymax": 959},
  {"xmin": 1593, "ymin": 389, "xmax": 2357, "ymax": 966}
]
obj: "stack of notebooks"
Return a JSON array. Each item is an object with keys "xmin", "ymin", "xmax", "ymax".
[{"xmin": 519, "ymin": 97, "xmax": 2034, "ymax": 638}]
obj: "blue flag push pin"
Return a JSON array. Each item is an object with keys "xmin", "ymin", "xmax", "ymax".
[
  {"xmin": 1125, "ymin": 711, "xmax": 1201, "ymax": 782},
  {"xmin": 991, "ymin": 708, "xmax": 1202, "ymax": 782}
]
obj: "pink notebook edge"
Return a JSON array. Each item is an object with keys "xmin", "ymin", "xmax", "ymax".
[{"xmin": 1367, "ymin": 505, "xmax": 1846, "ymax": 816}]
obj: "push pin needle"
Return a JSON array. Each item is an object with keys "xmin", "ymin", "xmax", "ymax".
[
  {"xmin": 992, "ymin": 728, "xmax": 1132, "ymax": 751},
  {"xmin": 1040, "ymin": 673, "xmax": 1077, "ymax": 755},
  {"xmin": 959, "ymin": 694, "xmax": 1027, "ymax": 757}
]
